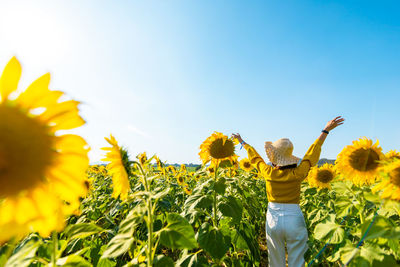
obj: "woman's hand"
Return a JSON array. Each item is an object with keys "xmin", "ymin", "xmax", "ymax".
[
  {"xmin": 324, "ymin": 116, "xmax": 345, "ymax": 132},
  {"xmin": 232, "ymin": 133, "xmax": 245, "ymax": 144}
]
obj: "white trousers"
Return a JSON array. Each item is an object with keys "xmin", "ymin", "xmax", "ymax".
[{"xmin": 266, "ymin": 202, "xmax": 308, "ymax": 267}]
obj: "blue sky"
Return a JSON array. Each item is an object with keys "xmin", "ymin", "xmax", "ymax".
[{"xmin": 0, "ymin": 0, "xmax": 399, "ymax": 164}]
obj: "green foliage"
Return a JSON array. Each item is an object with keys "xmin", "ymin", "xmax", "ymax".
[
  {"xmin": 159, "ymin": 213, "xmax": 197, "ymax": 250},
  {"xmin": 2, "ymin": 164, "xmax": 400, "ymax": 266},
  {"xmin": 197, "ymin": 222, "xmax": 231, "ymax": 261}
]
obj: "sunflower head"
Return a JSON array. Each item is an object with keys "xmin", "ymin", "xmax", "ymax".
[
  {"xmin": 207, "ymin": 166, "xmax": 215, "ymax": 175},
  {"xmin": 336, "ymin": 137, "xmax": 384, "ymax": 186},
  {"xmin": 385, "ymin": 150, "xmax": 400, "ymax": 162},
  {"xmin": 194, "ymin": 173, "xmax": 201, "ymax": 181},
  {"xmin": 138, "ymin": 152, "xmax": 147, "ymax": 166},
  {"xmin": 180, "ymin": 164, "xmax": 187, "ymax": 173},
  {"xmin": 0, "ymin": 57, "xmax": 89, "ymax": 242},
  {"xmin": 240, "ymin": 158, "xmax": 253, "ymax": 172},
  {"xmin": 154, "ymin": 156, "xmax": 163, "ymax": 168},
  {"xmin": 307, "ymin": 163, "xmax": 336, "ymax": 189},
  {"xmin": 199, "ymin": 132, "xmax": 238, "ymax": 165},
  {"xmin": 228, "ymin": 169, "xmax": 238, "ymax": 178},
  {"xmin": 183, "ymin": 186, "xmax": 192, "ymax": 195},
  {"xmin": 166, "ymin": 165, "xmax": 176, "ymax": 174},
  {"xmin": 102, "ymin": 135, "xmax": 131, "ymax": 200},
  {"xmin": 176, "ymin": 174, "xmax": 185, "ymax": 185},
  {"xmin": 372, "ymin": 159, "xmax": 400, "ymax": 201}
]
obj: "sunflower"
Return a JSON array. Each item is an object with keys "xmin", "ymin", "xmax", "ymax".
[
  {"xmin": 385, "ymin": 150, "xmax": 400, "ymax": 162},
  {"xmin": 307, "ymin": 164, "xmax": 336, "ymax": 189},
  {"xmin": 335, "ymin": 137, "xmax": 384, "ymax": 186},
  {"xmin": 180, "ymin": 164, "xmax": 187, "ymax": 173},
  {"xmin": 176, "ymin": 174, "xmax": 185, "ymax": 186},
  {"xmin": 228, "ymin": 169, "xmax": 238, "ymax": 178},
  {"xmin": 183, "ymin": 186, "xmax": 192, "ymax": 195},
  {"xmin": 199, "ymin": 132, "xmax": 238, "ymax": 165},
  {"xmin": 138, "ymin": 152, "xmax": 147, "ymax": 166},
  {"xmin": 166, "ymin": 165, "xmax": 176, "ymax": 174},
  {"xmin": 372, "ymin": 159, "xmax": 400, "ymax": 201},
  {"xmin": 240, "ymin": 158, "xmax": 253, "ymax": 172},
  {"xmin": 194, "ymin": 173, "xmax": 201, "ymax": 181},
  {"xmin": 0, "ymin": 57, "xmax": 89, "ymax": 242},
  {"xmin": 207, "ymin": 165, "xmax": 216, "ymax": 175},
  {"xmin": 154, "ymin": 156, "xmax": 161, "ymax": 167},
  {"xmin": 102, "ymin": 135, "xmax": 131, "ymax": 200}
]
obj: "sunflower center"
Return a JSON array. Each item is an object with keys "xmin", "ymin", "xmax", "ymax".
[
  {"xmin": 244, "ymin": 162, "xmax": 251, "ymax": 168},
  {"xmin": 208, "ymin": 138, "xmax": 235, "ymax": 159},
  {"xmin": 316, "ymin": 170, "xmax": 334, "ymax": 183},
  {"xmin": 349, "ymin": 148, "xmax": 380, "ymax": 172},
  {"xmin": 0, "ymin": 105, "xmax": 54, "ymax": 197},
  {"xmin": 389, "ymin": 167, "xmax": 400, "ymax": 187}
]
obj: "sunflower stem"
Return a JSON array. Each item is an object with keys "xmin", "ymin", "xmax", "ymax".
[
  {"xmin": 141, "ymin": 166, "xmax": 154, "ymax": 267},
  {"xmin": 213, "ymin": 161, "xmax": 220, "ymax": 227},
  {"xmin": 51, "ymin": 231, "xmax": 58, "ymax": 267}
]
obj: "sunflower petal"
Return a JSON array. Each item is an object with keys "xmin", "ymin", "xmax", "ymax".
[
  {"xmin": 17, "ymin": 73, "xmax": 51, "ymax": 109},
  {"xmin": 0, "ymin": 57, "xmax": 21, "ymax": 101}
]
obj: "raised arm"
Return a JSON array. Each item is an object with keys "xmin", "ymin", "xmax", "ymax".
[
  {"xmin": 295, "ymin": 116, "xmax": 345, "ymax": 179},
  {"xmin": 231, "ymin": 133, "xmax": 273, "ymax": 177}
]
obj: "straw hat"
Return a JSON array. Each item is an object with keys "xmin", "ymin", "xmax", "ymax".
[{"xmin": 264, "ymin": 138, "xmax": 300, "ymax": 166}]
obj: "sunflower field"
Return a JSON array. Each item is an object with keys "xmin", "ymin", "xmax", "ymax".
[{"xmin": 1, "ymin": 57, "xmax": 400, "ymax": 267}]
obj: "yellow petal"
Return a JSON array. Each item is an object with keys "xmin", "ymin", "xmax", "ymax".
[
  {"xmin": 34, "ymin": 90, "xmax": 63, "ymax": 108},
  {"xmin": 55, "ymin": 134, "xmax": 89, "ymax": 154},
  {"xmin": 39, "ymin": 100, "xmax": 80, "ymax": 121},
  {"xmin": 50, "ymin": 115, "xmax": 85, "ymax": 131},
  {"xmin": 17, "ymin": 73, "xmax": 51, "ymax": 109},
  {"xmin": 0, "ymin": 57, "xmax": 21, "ymax": 101}
]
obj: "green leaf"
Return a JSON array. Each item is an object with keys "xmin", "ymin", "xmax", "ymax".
[
  {"xmin": 218, "ymin": 196, "xmax": 243, "ymax": 224},
  {"xmin": 56, "ymin": 255, "xmax": 92, "ymax": 267},
  {"xmin": 382, "ymin": 199, "xmax": 400, "ymax": 216},
  {"xmin": 159, "ymin": 213, "xmax": 197, "ymax": 250},
  {"xmin": 176, "ymin": 250, "xmax": 209, "ymax": 267},
  {"xmin": 97, "ymin": 258, "xmax": 117, "ymax": 267},
  {"xmin": 313, "ymin": 214, "xmax": 345, "ymax": 244},
  {"xmin": 361, "ymin": 216, "xmax": 393, "ymax": 240},
  {"xmin": 332, "ymin": 180, "xmax": 352, "ymax": 195},
  {"xmin": 101, "ymin": 233, "xmax": 134, "ymax": 258},
  {"xmin": 334, "ymin": 196, "xmax": 353, "ymax": 218},
  {"xmin": 184, "ymin": 193, "xmax": 213, "ymax": 211},
  {"xmin": 152, "ymin": 187, "xmax": 170, "ymax": 200},
  {"xmin": 214, "ymin": 177, "xmax": 226, "ymax": 195},
  {"xmin": 153, "ymin": 255, "xmax": 174, "ymax": 267},
  {"xmin": 363, "ymin": 191, "xmax": 381, "ymax": 204},
  {"xmin": 65, "ymin": 223, "xmax": 103, "ymax": 240},
  {"xmin": 340, "ymin": 241, "xmax": 386, "ymax": 266},
  {"xmin": 118, "ymin": 206, "xmax": 145, "ymax": 234},
  {"xmin": 197, "ymin": 222, "xmax": 231, "ymax": 261},
  {"xmin": 5, "ymin": 239, "xmax": 40, "ymax": 267}
]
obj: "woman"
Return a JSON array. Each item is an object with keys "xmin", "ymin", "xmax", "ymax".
[{"xmin": 232, "ymin": 116, "xmax": 344, "ymax": 267}]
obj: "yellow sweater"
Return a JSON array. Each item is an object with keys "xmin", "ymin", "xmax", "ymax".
[{"xmin": 244, "ymin": 139, "xmax": 323, "ymax": 204}]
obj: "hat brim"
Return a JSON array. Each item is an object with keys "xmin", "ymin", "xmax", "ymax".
[{"xmin": 264, "ymin": 141, "xmax": 300, "ymax": 166}]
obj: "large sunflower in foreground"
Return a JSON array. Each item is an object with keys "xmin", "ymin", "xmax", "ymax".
[
  {"xmin": 240, "ymin": 158, "xmax": 253, "ymax": 172},
  {"xmin": 372, "ymin": 159, "xmax": 400, "ymax": 201},
  {"xmin": 102, "ymin": 135, "xmax": 131, "ymax": 200},
  {"xmin": 307, "ymin": 164, "xmax": 336, "ymax": 189},
  {"xmin": 199, "ymin": 132, "xmax": 238, "ymax": 165},
  {"xmin": 335, "ymin": 137, "xmax": 384, "ymax": 186},
  {"xmin": 0, "ymin": 57, "xmax": 89, "ymax": 243}
]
